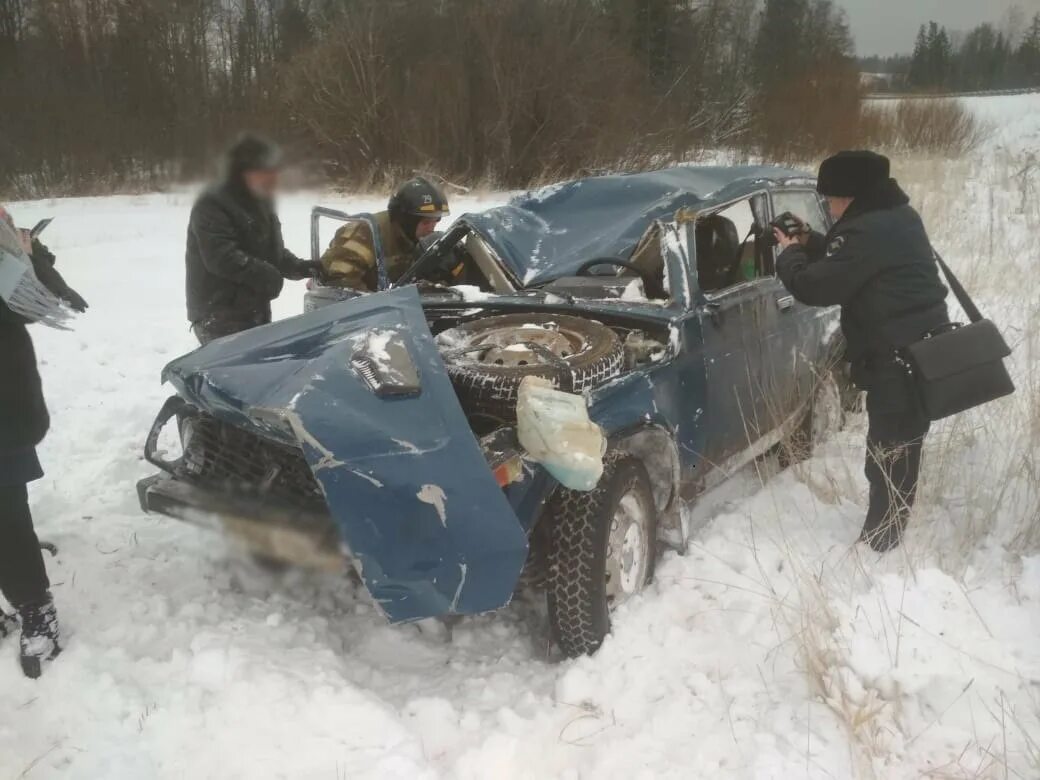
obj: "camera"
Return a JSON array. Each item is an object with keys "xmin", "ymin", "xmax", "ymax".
[{"xmin": 765, "ymin": 211, "xmax": 808, "ymax": 247}]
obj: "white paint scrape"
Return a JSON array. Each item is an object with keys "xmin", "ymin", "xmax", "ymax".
[{"xmin": 417, "ymin": 484, "xmax": 448, "ymax": 527}]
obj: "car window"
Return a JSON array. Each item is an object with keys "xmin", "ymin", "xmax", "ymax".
[
  {"xmin": 695, "ymin": 195, "xmax": 769, "ymax": 295},
  {"xmin": 626, "ymin": 223, "xmax": 672, "ymax": 301},
  {"xmin": 771, "ymin": 190, "xmax": 829, "ymax": 235}
]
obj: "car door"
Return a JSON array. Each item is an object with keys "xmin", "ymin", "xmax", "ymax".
[
  {"xmin": 768, "ymin": 188, "xmax": 835, "ymax": 415},
  {"xmin": 683, "ymin": 194, "xmax": 783, "ymax": 472}
]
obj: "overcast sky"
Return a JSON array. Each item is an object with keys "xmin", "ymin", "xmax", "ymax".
[{"xmin": 840, "ymin": 0, "xmax": 1040, "ymax": 56}]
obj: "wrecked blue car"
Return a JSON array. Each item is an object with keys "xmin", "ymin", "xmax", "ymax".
[{"xmin": 138, "ymin": 166, "xmax": 849, "ymax": 657}]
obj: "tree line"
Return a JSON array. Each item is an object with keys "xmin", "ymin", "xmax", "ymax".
[
  {"xmin": 862, "ymin": 15, "xmax": 1040, "ymax": 93},
  {"xmin": 2, "ymin": 0, "xmax": 858, "ymax": 197}
]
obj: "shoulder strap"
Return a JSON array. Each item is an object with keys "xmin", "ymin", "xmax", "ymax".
[{"xmin": 933, "ymin": 251, "xmax": 984, "ymax": 323}]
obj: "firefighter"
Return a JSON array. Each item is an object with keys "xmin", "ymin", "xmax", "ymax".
[
  {"xmin": 185, "ymin": 134, "xmax": 322, "ymax": 345},
  {"xmin": 320, "ymin": 177, "xmax": 451, "ymax": 292},
  {"xmin": 774, "ymin": 151, "xmax": 949, "ymax": 552}
]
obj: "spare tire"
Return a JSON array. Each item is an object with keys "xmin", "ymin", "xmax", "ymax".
[{"xmin": 439, "ymin": 313, "xmax": 624, "ymax": 423}]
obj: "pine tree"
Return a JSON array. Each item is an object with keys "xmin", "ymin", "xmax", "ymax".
[
  {"xmin": 1014, "ymin": 13, "xmax": 1040, "ymax": 86},
  {"xmin": 920, "ymin": 22, "xmax": 952, "ymax": 90},
  {"xmin": 909, "ymin": 24, "xmax": 929, "ymax": 88}
]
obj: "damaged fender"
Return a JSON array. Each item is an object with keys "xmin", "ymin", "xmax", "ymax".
[{"xmin": 162, "ymin": 287, "xmax": 529, "ymax": 622}]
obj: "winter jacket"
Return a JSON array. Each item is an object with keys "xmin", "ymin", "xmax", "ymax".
[
  {"xmin": 0, "ymin": 241, "xmax": 71, "ymax": 453},
  {"xmin": 320, "ymin": 210, "xmax": 419, "ymax": 292},
  {"xmin": 185, "ymin": 182, "xmax": 311, "ymax": 324},
  {"xmin": 776, "ymin": 179, "xmax": 949, "ymax": 387}
]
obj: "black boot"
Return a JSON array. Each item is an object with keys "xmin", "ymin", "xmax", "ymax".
[
  {"xmin": 859, "ymin": 519, "xmax": 905, "ymax": 553},
  {"xmin": 17, "ymin": 594, "xmax": 61, "ymax": 679}
]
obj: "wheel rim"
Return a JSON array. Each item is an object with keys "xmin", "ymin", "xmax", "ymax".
[
  {"xmin": 811, "ymin": 372, "xmax": 844, "ymax": 443},
  {"xmin": 605, "ymin": 491, "xmax": 651, "ymax": 606},
  {"xmin": 458, "ymin": 323, "xmax": 587, "ymax": 368}
]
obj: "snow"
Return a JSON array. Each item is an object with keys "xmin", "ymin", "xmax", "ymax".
[
  {"xmin": 450, "ymin": 284, "xmax": 495, "ymax": 303},
  {"xmin": 864, "ymin": 92, "xmax": 1040, "ymax": 156},
  {"xmin": 620, "ymin": 278, "xmax": 648, "ymax": 302},
  {"xmin": 959, "ymin": 93, "xmax": 1040, "ymax": 155},
  {"xmin": 2, "ymin": 96, "xmax": 1040, "ymax": 778}
]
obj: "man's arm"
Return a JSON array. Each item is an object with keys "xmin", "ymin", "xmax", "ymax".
[
  {"xmin": 776, "ymin": 225, "xmax": 880, "ymax": 307},
  {"xmin": 191, "ymin": 197, "xmax": 282, "ymax": 297},
  {"xmin": 272, "ymin": 218, "xmax": 320, "ymax": 281},
  {"xmin": 319, "ymin": 223, "xmax": 376, "ymax": 292},
  {"xmin": 803, "ymin": 231, "xmax": 827, "ymax": 261},
  {"xmin": 279, "ymin": 247, "xmax": 313, "ymax": 281}
]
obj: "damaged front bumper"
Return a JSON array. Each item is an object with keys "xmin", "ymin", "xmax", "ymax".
[
  {"xmin": 140, "ymin": 287, "xmax": 531, "ymax": 623},
  {"xmin": 138, "ymin": 474, "xmax": 345, "ymax": 571}
]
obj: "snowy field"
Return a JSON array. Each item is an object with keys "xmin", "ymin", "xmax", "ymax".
[{"xmin": 2, "ymin": 95, "xmax": 1040, "ymax": 779}]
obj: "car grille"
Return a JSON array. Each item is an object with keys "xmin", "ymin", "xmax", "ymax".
[{"xmin": 181, "ymin": 414, "xmax": 326, "ymax": 508}]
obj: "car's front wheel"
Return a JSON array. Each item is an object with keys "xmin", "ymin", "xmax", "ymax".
[
  {"xmin": 780, "ymin": 366, "xmax": 847, "ymax": 466},
  {"xmin": 546, "ymin": 456, "xmax": 657, "ymax": 657}
]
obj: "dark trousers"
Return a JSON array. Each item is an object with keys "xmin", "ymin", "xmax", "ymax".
[
  {"xmin": 192, "ymin": 313, "xmax": 268, "ymax": 346},
  {"xmin": 860, "ymin": 367, "xmax": 930, "ymax": 548},
  {"xmin": 0, "ymin": 484, "xmax": 49, "ymax": 609}
]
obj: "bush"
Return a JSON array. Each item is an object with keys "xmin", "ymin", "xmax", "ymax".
[
  {"xmin": 859, "ymin": 99, "xmax": 990, "ymax": 156},
  {"xmin": 282, "ymin": 1, "xmax": 661, "ymax": 187}
]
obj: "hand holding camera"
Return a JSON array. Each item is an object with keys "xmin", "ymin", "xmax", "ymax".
[{"xmin": 770, "ymin": 212, "xmax": 810, "ymax": 250}]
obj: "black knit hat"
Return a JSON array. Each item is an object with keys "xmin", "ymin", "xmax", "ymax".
[
  {"xmin": 225, "ymin": 133, "xmax": 283, "ymax": 177},
  {"xmin": 816, "ymin": 151, "xmax": 891, "ymax": 198}
]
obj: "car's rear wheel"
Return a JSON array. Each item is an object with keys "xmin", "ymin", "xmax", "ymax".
[
  {"xmin": 546, "ymin": 456, "xmax": 657, "ymax": 658},
  {"xmin": 439, "ymin": 313, "xmax": 624, "ymax": 424}
]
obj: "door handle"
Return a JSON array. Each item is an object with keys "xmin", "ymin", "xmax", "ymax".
[{"xmin": 776, "ymin": 295, "xmax": 795, "ymax": 311}]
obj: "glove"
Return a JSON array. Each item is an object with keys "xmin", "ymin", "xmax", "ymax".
[
  {"xmin": 62, "ymin": 287, "xmax": 88, "ymax": 313},
  {"xmin": 298, "ymin": 260, "xmax": 326, "ymax": 281}
]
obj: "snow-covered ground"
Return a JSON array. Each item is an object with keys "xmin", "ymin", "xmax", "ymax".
[
  {"xmin": 2, "ymin": 95, "xmax": 1039, "ymax": 779},
  {"xmin": 960, "ymin": 93, "xmax": 1040, "ymax": 155}
]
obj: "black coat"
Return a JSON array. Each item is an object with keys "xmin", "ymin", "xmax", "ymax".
[
  {"xmin": 0, "ymin": 242, "xmax": 71, "ymax": 453},
  {"xmin": 776, "ymin": 179, "xmax": 949, "ymax": 386},
  {"xmin": 185, "ymin": 182, "xmax": 309, "ymax": 324}
]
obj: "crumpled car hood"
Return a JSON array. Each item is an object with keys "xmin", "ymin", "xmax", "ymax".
[{"xmin": 163, "ymin": 287, "xmax": 529, "ymax": 622}]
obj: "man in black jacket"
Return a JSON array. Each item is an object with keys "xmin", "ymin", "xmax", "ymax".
[
  {"xmin": 186, "ymin": 134, "xmax": 321, "ymax": 344},
  {"xmin": 0, "ymin": 206, "xmax": 87, "ymax": 678},
  {"xmin": 775, "ymin": 151, "xmax": 949, "ymax": 552}
]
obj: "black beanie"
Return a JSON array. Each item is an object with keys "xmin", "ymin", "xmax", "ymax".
[
  {"xmin": 225, "ymin": 133, "xmax": 283, "ymax": 179},
  {"xmin": 816, "ymin": 151, "xmax": 891, "ymax": 198}
]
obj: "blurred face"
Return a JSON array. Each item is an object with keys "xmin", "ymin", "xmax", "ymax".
[
  {"xmin": 415, "ymin": 217, "xmax": 441, "ymax": 241},
  {"xmin": 243, "ymin": 168, "xmax": 280, "ymax": 201},
  {"xmin": 827, "ymin": 196, "xmax": 855, "ymax": 221}
]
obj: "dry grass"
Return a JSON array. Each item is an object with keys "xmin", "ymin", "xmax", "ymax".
[{"xmin": 860, "ymin": 100, "xmax": 991, "ymax": 157}]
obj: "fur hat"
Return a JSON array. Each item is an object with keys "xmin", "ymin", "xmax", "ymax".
[
  {"xmin": 225, "ymin": 133, "xmax": 283, "ymax": 178},
  {"xmin": 816, "ymin": 151, "xmax": 891, "ymax": 198}
]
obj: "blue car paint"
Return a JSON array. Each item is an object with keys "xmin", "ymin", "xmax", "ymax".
[
  {"xmin": 153, "ymin": 166, "xmax": 839, "ymax": 625},
  {"xmin": 163, "ymin": 287, "xmax": 529, "ymax": 622}
]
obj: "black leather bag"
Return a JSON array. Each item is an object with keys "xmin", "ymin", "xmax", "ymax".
[{"xmin": 903, "ymin": 254, "xmax": 1014, "ymax": 421}]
